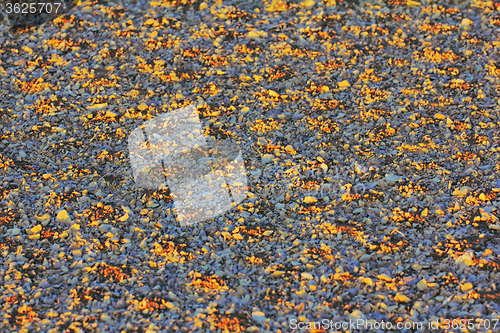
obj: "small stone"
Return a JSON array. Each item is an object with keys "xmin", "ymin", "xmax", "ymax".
[
  {"xmin": 301, "ymin": 272, "xmax": 313, "ymax": 280},
  {"xmin": 39, "ymin": 279, "xmax": 51, "ymax": 288},
  {"xmin": 29, "ymin": 224, "xmax": 42, "ymax": 235},
  {"xmin": 394, "ymin": 293, "xmax": 410, "ymax": 303},
  {"xmin": 11, "ymin": 228, "xmax": 21, "ymax": 236},
  {"xmin": 69, "ymin": 224, "xmax": 80, "ymax": 231},
  {"xmin": 413, "ymin": 263, "xmax": 423, "ymax": 271},
  {"xmin": 338, "ymin": 80, "xmax": 351, "ymax": 90},
  {"xmin": 460, "ymin": 18, "xmax": 473, "ymax": 31},
  {"xmin": 106, "ymin": 110, "xmax": 118, "ymax": 118},
  {"xmin": 359, "ymin": 254, "xmax": 372, "ymax": 262},
  {"xmin": 86, "ymin": 103, "xmax": 108, "ymax": 111},
  {"xmin": 252, "ymin": 311, "xmax": 267, "ymax": 324},
  {"xmin": 385, "ymin": 174, "xmax": 400, "ymax": 184},
  {"xmin": 417, "ymin": 279, "xmax": 428, "ymax": 291},
  {"xmin": 295, "ymin": 289, "xmax": 307, "ymax": 299},
  {"xmin": 461, "ymin": 283, "xmax": 473, "ymax": 292},
  {"xmin": 137, "ymin": 103, "xmax": 149, "ymax": 111},
  {"xmin": 303, "ymin": 196, "xmax": 318, "ymax": 204},
  {"xmin": 100, "ymin": 314, "xmax": 112, "ymax": 323},
  {"xmin": 55, "ymin": 210, "xmax": 72, "ymax": 224},
  {"xmin": 378, "ymin": 274, "xmax": 393, "ymax": 282},
  {"xmin": 272, "ymin": 271, "xmax": 285, "ymax": 277},
  {"xmin": 115, "ymin": 299, "xmax": 128, "ymax": 310},
  {"xmin": 137, "ymin": 285, "xmax": 151, "ymax": 295},
  {"xmin": 453, "ymin": 188, "xmax": 468, "ymax": 196},
  {"xmin": 349, "ymin": 310, "xmax": 366, "ymax": 320},
  {"xmin": 35, "ymin": 214, "xmax": 51, "ymax": 223},
  {"xmin": 262, "ymin": 154, "xmax": 274, "ymax": 164},
  {"xmin": 362, "ymin": 277, "xmax": 374, "ymax": 286}
]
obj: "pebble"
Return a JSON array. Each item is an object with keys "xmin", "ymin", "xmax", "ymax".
[
  {"xmin": 461, "ymin": 283, "xmax": 473, "ymax": 292},
  {"xmin": 303, "ymin": 196, "xmax": 317, "ymax": 204},
  {"xmin": 261, "ymin": 154, "xmax": 274, "ymax": 164},
  {"xmin": 394, "ymin": 293, "xmax": 411, "ymax": 303},
  {"xmin": 115, "ymin": 300, "xmax": 128, "ymax": 310},
  {"xmin": 55, "ymin": 210, "xmax": 72, "ymax": 224}
]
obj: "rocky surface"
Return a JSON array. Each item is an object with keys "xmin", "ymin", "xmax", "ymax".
[{"xmin": 0, "ymin": 0, "xmax": 500, "ymax": 332}]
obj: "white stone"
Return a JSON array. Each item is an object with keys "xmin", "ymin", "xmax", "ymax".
[{"xmin": 385, "ymin": 174, "xmax": 400, "ymax": 184}]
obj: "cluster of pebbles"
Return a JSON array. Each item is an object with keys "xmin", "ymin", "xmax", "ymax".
[{"xmin": 0, "ymin": 0, "xmax": 500, "ymax": 331}]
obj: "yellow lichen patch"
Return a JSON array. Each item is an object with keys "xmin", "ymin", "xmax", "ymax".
[
  {"xmin": 249, "ymin": 119, "xmax": 282, "ymax": 134},
  {"xmin": 15, "ymin": 78, "xmax": 55, "ymax": 94},
  {"xmin": 433, "ymin": 238, "xmax": 480, "ymax": 264},
  {"xmin": 152, "ymin": 241, "xmax": 195, "ymax": 263},
  {"xmin": 397, "ymin": 142, "xmax": 440, "ymax": 153},
  {"xmin": 399, "ymin": 182, "xmax": 427, "ymax": 197},
  {"xmin": 453, "ymin": 151, "xmax": 477, "ymax": 162},
  {"xmin": 209, "ymin": 310, "xmax": 249, "ymax": 333},
  {"xmin": 187, "ymin": 272, "xmax": 227, "ymax": 292},
  {"xmin": 305, "ymin": 82, "xmax": 330, "ymax": 94},
  {"xmin": 247, "ymin": 256, "xmax": 265, "ymax": 265},
  {"xmin": 134, "ymin": 297, "xmax": 175, "ymax": 313},
  {"xmin": 391, "ymin": 58, "xmax": 409, "ymax": 67},
  {"xmin": 342, "ymin": 191, "xmax": 385, "ymax": 203},
  {"xmin": 193, "ymin": 82, "xmax": 221, "ymax": 97},
  {"xmin": 311, "ymin": 98, "xmax": 343, "ymax": 112},
  {"xmin": 83, "ymin": 203, "xmax": 115, "ymax": 222},
  {"xmin": 203, "ymin": 54, "xmax": 229, "ymax": 67},
  {"xmin": 391, "ymin": 207, "xmax": 426, "ymax": 223},
  {"xmin": 319, "ymin": 223, "xmax": 362, "ymax": 237},
  {"xmin": 69, "ymin": 286, "xmax": 105, "ymax": 309},
  {"xmin": 315, "ymin": 59, "xmax": 345, "ymax": 73},
  {"xmin": 331, "ymin": 271, "xmax": 355, "ymax": 282},
  {"xmin": 419, "ymin": 23, "xmax": 457, "ymax": 34},
  {"xmin": 359, "ymin": 86, "xmax": 390, "ymax": 104},
  {"xmin": 87, "ymin": 262, "xmax": 132, "ymax": 283},
  {"xmin": 443, "ymin": 79, "xmax": 471, "ymax": 90},
  {"xmin": 486, "ymin": 62, "xmax": 500, "ymax": 77},
  {"xmin": 304, "ymin": 244, "xmax": 335, "ymax": 261},
  {"xmin": 413, "ymin": 47, "xmax": 459, "ymax": 63},
  {"xmin": 401, "ymin": 88, "xmax": 421, "ymax": 95},
  {"xmin": 356, "ymin": 108, "xmax": 390, "ymax": 122},
  {"xmin": 8, "ymin": 303, "xmax": 39, "ymax": 327},
  {"xmin": 306, "ymin": 116, "xmax": 340, "ymax": 134},
  {"xmin": 365, "ymin": 124, "xmax": 396, "ymax": 143},
  {"xmin": 358, "ymin": 69, "xmax": 383, "ymax": 83},
  {"xmin": 265, "ymin": 0, "xmax": 293, "ymax": 12}
]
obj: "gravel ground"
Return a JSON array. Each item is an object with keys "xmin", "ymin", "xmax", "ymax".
[{"xmin": 1, "ymin": 0, "xmax": 500, "ymax": 332}]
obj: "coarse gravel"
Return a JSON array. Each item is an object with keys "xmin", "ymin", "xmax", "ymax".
[{"xmin": 1, "ymin": 0, "xmax": 500, "ymax": 332}]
